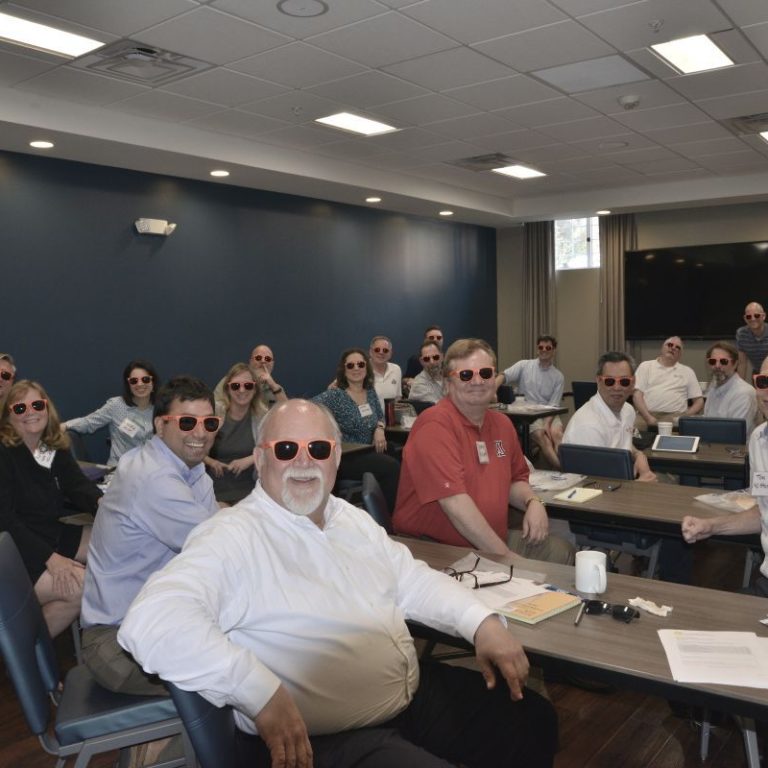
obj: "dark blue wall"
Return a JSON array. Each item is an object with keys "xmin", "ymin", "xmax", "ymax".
[{"xmin": 0, "ymin": 150, "xmax": 496, "ymax": 458}]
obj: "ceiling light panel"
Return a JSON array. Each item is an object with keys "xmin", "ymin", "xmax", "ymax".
[
  {"xmin": 492, "ymin": 165, "xmax": 546, "ymax": 179},
  {"xmin": 651, "ymin": 35, "xmax": 733, "ymax": 74},
  {"xmin": 315, "ymin": 112, "xmax": 398, "ymax": 136},
  {"xmin": 0, "ymin": 11, "xmax": 104, "ymax": 58}
]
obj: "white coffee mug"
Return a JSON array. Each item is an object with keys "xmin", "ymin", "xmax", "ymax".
[
  {"xmin": 657, "ymin": 421, "xmax": 673, "ymax": 436},
  {"xmin": 575, "ymin": 550, "xmax": 607, "ymax": 594}
]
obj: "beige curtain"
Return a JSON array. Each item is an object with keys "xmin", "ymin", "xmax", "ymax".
[
  {"xmin": 598, "ymin": 213, "xmax": 637, "ymax": 354},
  {"xmin": 522, "ymin": 221, "xmax": 556, "ymax": 353}
]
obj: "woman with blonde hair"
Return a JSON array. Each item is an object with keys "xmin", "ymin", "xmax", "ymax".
[
  {"xmin": 206, "ymin": 362, "xmax": 267, "ymax": 505},
  {"xmin": 0, "ymin": 380, "xmax": 101, "ymax": 637}
]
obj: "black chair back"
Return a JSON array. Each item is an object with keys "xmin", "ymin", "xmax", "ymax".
[
  {"xmin": 678, "ymin": 416, "xmax": 747, "ymax": 445},
  {"xmin": 558, "ymin": 444, "xmax": 634, "ymax": 480},
  {"xmin": 0, "ymin": 533, "xmax": 59, "ymax": 736},
  {"xmin": 66, "ymin": 430, "xmax": 91, "ymax": 462},
  {"xmin": 167, "ymin": 682, "xmax": 237, "ymax": 768},
  {"xmin": 571, "ymin": 381, "xmax": 597, "ymax": 411},
  {"xmin": 496, "ymin": 384, "xmax": 515, "ymax": 404},
  {"xmin": 361, "ymin": 472, "xmax": 393, "ymax": 533}
]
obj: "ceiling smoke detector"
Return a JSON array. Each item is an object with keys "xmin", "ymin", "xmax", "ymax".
[{"xmin": 618, "ymin": 94, "xmax": 640, "ymax": 110}]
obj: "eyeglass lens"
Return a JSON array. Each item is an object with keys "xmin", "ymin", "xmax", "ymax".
[
  {"xmin": 230, "ymin": 382, "xmax": 256, "ymax": 391},
  {"xmin": 373, "ymin": 347, "xmax": 390, "ymax": 354},
  {"xmin": 600, "ymin": 377, "xmax": 633, "ymax": 387},
  {"xmin": 10, "ymin": 400, "xmax": 47, "ymax": 415},
  {"xmin": 269, "ymin": 440, "xmax": 335, "ymax": 461},
  {"xmin": 0, "ymin": 371, "xmax": 12, "ymax": 381},
  {"xmin": 345, "ymin": 361, "xmax": 367, "ymax": 370},
  {"xmin": 253, "ymin": 355, "xmax": 273, "ymax": 363},
  {"xmin": 707, "ymin": 358, "xmax": 731, "ymax": 366},
  {"xmin": 128, "ymin": 376, "xmax": 152, "ymax": 385},
  {"xmin": 457, "ymin": 367, "xmax": 494, "ymax": 382},
  {"xmin": 754, "ymin": 374, "xmax": 768, "ymax": 389},
  {"xmin": 166, "ymin": 415, "xmax": 220, "ymax": 432}
]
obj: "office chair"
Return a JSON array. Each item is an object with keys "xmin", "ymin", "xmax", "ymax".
[
  {"xmin": 66, "ymin": 430, "xmax": 91, "ymax": 462},
  {"xmin": 557, "ymin": 445, "xmax": 662, "ymax": 578},
  {"xmin": 0, "ymin": 532, "xmax": 190, "ymax": 768},
  {"xmin": 496, "ymin": 384, "xmax": 515, "ymax": 404},
  {"xmin": 167, "ymin": 682, "xmax": 237, "ymax": 768},
  {"xmin": 361, "ymin": 472, "xmax": 393, "ymax": 533},
  {"xmin": 571, "ymin": 381, "xmax": 597, "ymax": 411},
  {"xmin": 678, "ymin": 416, "xmax": 747, "ymax": 445}
]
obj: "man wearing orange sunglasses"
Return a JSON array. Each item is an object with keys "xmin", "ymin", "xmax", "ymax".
[
  {"xmin": 632, "ymin": 336, "xmax": 703, "ymax": 430},
  {"xmin": 702, "ymin": 341, "xmax": 757, "ymax": 432},
  {"xmin": 682, "ymin": 357, "xmax": 768, "ymax": 596},
  {"xmin": 737, "ymin": 301, "xmax": 768, "ymax": 380}
]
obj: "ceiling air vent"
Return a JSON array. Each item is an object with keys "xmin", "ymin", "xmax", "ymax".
[
  {"xmin": 726, "ymin": 112, "xmax": 768, "ymax": 135},
  {"xmin": 449, "ymin": 153, "xmax": 518, "ymax": 172},
  {"xmin": 74, "ymin": 40, "xmax": 213, "ymax": 85}
]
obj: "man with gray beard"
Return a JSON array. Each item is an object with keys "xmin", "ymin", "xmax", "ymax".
[{"xmin": 119, "ymin": 399, "xmax": 557, "ymax": 768}]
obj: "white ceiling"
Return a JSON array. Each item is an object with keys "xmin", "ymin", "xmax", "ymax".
[{"xmin": 2, "ymin": 0, "xmax": 768, "ymax": 226}]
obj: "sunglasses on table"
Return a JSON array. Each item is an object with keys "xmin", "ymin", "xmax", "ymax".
[
  {"xmin": 707, "ymin": 357, "xmax": 733, "ymax": 367},
  {"xmin": 0, "ymin": 370, "xmax": 13, "ymax": 381},
  {"xmin": 162, "ymin": 415, "xmax": 222, "ymax": 432},
  {"xmin": 345, "ymin": 361, "xmax": 367, "ymax": 370},
  {"xmin": 537, "ymin": 344, "xmax": 553, "ymax": 352},
  {"xmin": 9, "ymin": 399, "xmax": 47, "ymax": 415},
  {"xmin": 444, "ymin": 556, "xmax": 514, "ymax": 590},
  {"xmin": 372, "ymin": 347, "xmax": 391, "ymax": 354},
  {"xmin": 754, "ymin": 374, "xmax": 768, "ymax": 389},
  {"xmin": 260, "ymin": 439, "xmax": 336, "ymax": 461},
  {"xmin": 597, "ymin": 375, "xmax": 634, "ymax": 388},
  {"xmin": 229, "ymin": 381, "xmax": 256, "ymax": 391},
  {"xmin": 127, "ymin": 375, "xmax": 153, "ymax": 385},
  {"xmin": 745, "ymin": 314, "xmax": 765, "ymax": 321},
  {"xmin": 421, "ymin": 354, "xmax": 441, "ymax": 363},
  {"xmin": 665, "ymin": 342, "xmax": 682, "ymax": 351},
  {"xmin": 583, "ymin": 600, "xmax": 640, "ymax": 623},
  {"xmin": 252, "ymin": 354, "xmax": 273, "ymax": 363},
  {"xmin": 449, "ymin": 367, "xmax": 495, "ymax": 382}
]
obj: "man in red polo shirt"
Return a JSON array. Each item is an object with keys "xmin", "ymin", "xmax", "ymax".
[{"xmin": 393, "ymin": 338, "xmax": 573, "ymax": 563}]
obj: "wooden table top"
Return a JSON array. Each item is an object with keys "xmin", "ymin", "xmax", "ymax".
[
  {"xmin": 541, "ymin": 478, "xmax": 740, "ymax": 533},
  {"xmin": 398, "ymin": 536, "xmax": 768, "ymax": 719},
  {"xmin": 644, "ymin": 442, "xmax": 746, "ymax": 468}
]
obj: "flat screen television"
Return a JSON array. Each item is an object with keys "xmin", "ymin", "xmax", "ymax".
[{"xmin": 624, "ymin": 241, "xmax": 768, "ymax": 339}]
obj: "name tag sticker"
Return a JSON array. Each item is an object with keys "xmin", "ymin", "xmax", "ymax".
[
  {"xmin": 358, "ymin": 403, "xmax": 373, "ymax": 418},
  {"xmin": 752, "ymin": 472, "xmax": 768, "ymax": 496},
  {"xmin": 118, "ymin": 418, "xmax": 140, "ymax": 438},
  {"xmin": 476, "ymin": 441, "xmax": 490, "ymax": 464}
]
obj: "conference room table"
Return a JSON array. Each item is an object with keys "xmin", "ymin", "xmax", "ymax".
[
  {"xmin": 644, "ymin": 442, "xmax": 748, "ymax": 489},
  {"xmin": 399, "ymin": 536, "xmax": 768, "ymax": 760}
]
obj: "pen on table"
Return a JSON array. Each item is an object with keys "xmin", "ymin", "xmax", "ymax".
[
  {"xmin": 574, "ymin": 601, "xmax": 586, "ymax": 626},
  {"xmin": 567, "ymin": 489, "xmax": 577, "ymax": 499}
]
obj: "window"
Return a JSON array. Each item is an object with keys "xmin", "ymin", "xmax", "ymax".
[{"xmin": 555, "ymin": 217, "xmax": 601, "ymax": 270}]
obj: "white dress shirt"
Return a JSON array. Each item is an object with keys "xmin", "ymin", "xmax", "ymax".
[
  {"xmin": 119, "ymin": 483, "xmax": 492, "ymax": 736},
  {"xmin": 703, "ymin": 374, "xmax": 757, "ymax": 433}
]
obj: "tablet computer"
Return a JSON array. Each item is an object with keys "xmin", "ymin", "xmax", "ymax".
[{"xmin": 651, "ymin": 434, "xmax": 700, "ymax": 453}]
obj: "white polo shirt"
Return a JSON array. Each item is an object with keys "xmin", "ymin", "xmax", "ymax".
[
  {"xmin": 634, "ymin": 359, "xmax": 702, "ymax": 414},
  {"xmin": 562, "ymin": 393, "xmax": 635, "ymax": 450},
  {"xmin": 703, "ymin": 373, "xmax": 758, "ymax": 433}
]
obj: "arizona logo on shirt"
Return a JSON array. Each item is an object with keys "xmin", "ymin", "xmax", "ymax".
[{"xmin": 495, "ymin": 440, "xmax": 506, "ymax": 457}]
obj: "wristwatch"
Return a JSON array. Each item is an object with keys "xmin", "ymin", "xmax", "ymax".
[{"xmin": 524, "ymin": 496, "xmax": 544, "ymax": 509}]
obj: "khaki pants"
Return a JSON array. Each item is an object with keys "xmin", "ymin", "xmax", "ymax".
[
  {"xmin": 507, "ymin": 530, "xmax": 575, "ymax": 565},
  {"xmin": 82, "ymin": 625, "xmax": 167, "ymax": 696}
]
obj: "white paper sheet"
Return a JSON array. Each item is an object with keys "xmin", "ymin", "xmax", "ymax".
[
  {"xmin": 529, "ymin": 470, "xmax": 586, "ymax": 492},
  {"xmin": 658, "ymin": 629, "xmax": 768, "ymax": 688}
]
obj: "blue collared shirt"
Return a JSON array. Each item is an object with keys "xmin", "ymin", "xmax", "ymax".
[{"xmin": 81, "ymin": 435, "xmax": 218, "ymax": 627}]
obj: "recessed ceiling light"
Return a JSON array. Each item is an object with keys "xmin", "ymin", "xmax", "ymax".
[
  {"xmin": 365, "ymin": 197, "xmax": 381, "ymax": 203},
  {"xmin": 760, "ymin": 131, "xmax": 768, "ymax": 145},
  {"xmin": 492, "ymin": 165, "xmax": 546, "ymax": 180},
  {"xmin": 315, "ymin": 112, "xmax": 398, "ymax": 136},
  {"xmin": 0, "ymin": 11, "xmax": 104, "ymax": 58},
  {"xmin": 650, "ymin": 35, "xmax": 733, "ymax": 74},
  {"xmin": 29, "ymin": 140, "xmax": 54, "ymax": 149},
  {"xmin": 439, "ymin": 210, "xmax": 454, "ymax": 217},
  {"xmin": 210, "ymin": 169, "xmax": 230, "ymax": 177},
  {"xmin": 596, "ymin": 209, "xmax": 611, "ymax": 215}
]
